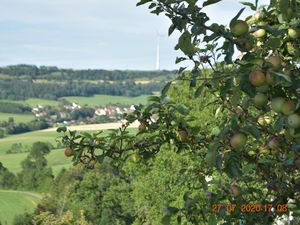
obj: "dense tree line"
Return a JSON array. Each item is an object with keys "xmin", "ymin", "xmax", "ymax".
[
  {"xmin": 0, "ymin": 64, "xmax": 175, "ymax": 81},
  {"xmin": 0, "ymin": 102, "xmax": 31, "ymax": 114},
  {"xmin": 0, "ymin": 80, "xmax": 165, "ymax": 100},
  {"xmin": 0, "ymin": 118, "xmax": 49, "ymax": 135}
]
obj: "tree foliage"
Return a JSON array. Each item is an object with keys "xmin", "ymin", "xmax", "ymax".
[{"xmin": 57, "ymin": 0, "xmax": 300, "ymax": 223}]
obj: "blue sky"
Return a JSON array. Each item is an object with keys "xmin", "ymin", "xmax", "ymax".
[{"xmin": 0, "ymin": 0, "xmax": 268, "ymax": 70}]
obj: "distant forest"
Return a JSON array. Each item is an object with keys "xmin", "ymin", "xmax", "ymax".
[{"xmin": 0, "ymin": 65, "xmax": 176, "ymax": 100}]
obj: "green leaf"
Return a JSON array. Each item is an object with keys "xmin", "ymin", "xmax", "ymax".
[
  {"xmin": 229, "ymin": 7, "xmax": 246, "ymax": 27},
  {"xmin": 279, "ymin": 0, "xmax": 289, "ymax": 15},
  {"xmin": 175, "ymin": 104, "xmax": 189, "ymax": 115},
  {"xmin": 147, "ymin": 96, "xmax": 161, "ymax": 102},
  {"xmin": 274, "ymin": 116, "xmax": 285, "ymax": 132},
  {"xmin": 168, "ymin": 24, "xmax": 176, "ymax": 36},
  {"xmin": 265, "ymin": 37, "xmax": 282, "ymax": 49},
  {"xmin": 161, "ymin": 215, "xmax": 171, "ymax": 225},
  {"xmin": 194, "ymin": 83, "xmax": 205, "ymax": 97},
  {"xmin": 176, "ymin": 31, "xmax": 196, "ymax": 55},
  {"xmin": 56, "ymin": 126, "xmax": 67, "ymax": 133},
  {"xmin": 80, "ymin": 132, "xmax": 92, "ymax": 138},
  {"xmin": 243, "ymin": 125, "xmax": 261, "ymax": 140},
  {"xmin": 161, "ymin": 81, "xmax": 172, "ymax": 95},
  {"xmin": 136, "ymin": 0, "xmax": 151, "ymax": 6},
  {"xmin": 203, "ymin": 0, "xmax": 222, "ymax": 7},
  {"xmin": 208, "ymin": 214, "xmax": 217, "ymax": 225},
  {"xmin": 271, "ymin": 71, "xmax": 292, "ymax": 83},
  {"xmin": 240, "ymin": 1, "xmax": 256, "ymax": 10}
]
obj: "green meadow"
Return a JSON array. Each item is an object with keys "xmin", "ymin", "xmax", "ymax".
[
  {"xmin": 0, "ymin": 128, "xmax": 137, "ymax": 175},
  {"xmin": 0, "ymin": 190, "xmax": 42, "ymax": 225},
  {"xmin": 0, "ymin": 112, "xmax": 35, "ymax": 123},
  {"xmin": 0, "ymin": 95, "xmax": 148, "ymax": 108}
]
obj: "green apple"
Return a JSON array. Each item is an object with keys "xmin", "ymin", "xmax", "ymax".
[
  {"xmin": 266, "ymin": 55, "xmax": 282, "ymax": 69},
  {"xmin": 230, "ymin": 20, "xmax": 249, "ymax": 37},
  {"xmin": 281, "ymin": 101, "xmax": 295, "ymax": 115},
  {"xmin": 254, "ymin": 29, "xmax": 266, "ymax": 38},
  {"xmin": 254, "ymin": 93, "xmax": 268, "ymax": 108},
  {"xmin": 287, "ymin": 114, "xmax": 300, "ymax": 129},
  {"xmin": 230, "ymin": 133, "xmax": 247, "ymax": 149},
  {"xmin": 249, "ymin": 70, "xmax": 266, "ymax": 86},
  {"xmin": 271, "ymin": 97, "xmax": 285, "ymax": 113},
  {"xmin": 288, "ymin": 28, "xmax": 300, "ymax": 39}
]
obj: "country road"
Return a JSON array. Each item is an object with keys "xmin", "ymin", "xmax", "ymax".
[{"xmin": 41, "ymin": 121, "xmax": 140, "ymax": 132}]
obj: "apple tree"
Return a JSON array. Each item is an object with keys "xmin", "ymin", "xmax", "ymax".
[{"xmin": 58, "ymin": 0, "xmax": 300, "ymax": 224}]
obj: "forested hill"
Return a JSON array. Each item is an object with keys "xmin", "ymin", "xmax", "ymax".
[
  {"xmin": 0, "ymin": 65, "xmax": 175, "ymax": 80},
  {"xmin": 0, "ymin": 65, "xmax": 176, "ymax": 100}
]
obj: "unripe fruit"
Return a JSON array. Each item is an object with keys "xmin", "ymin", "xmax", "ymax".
[
  {"xmin": 138, "ymin": 123, "xmax": 147, "ymax": 132},
  {"xmin": 249, "ymin": 70, "xmax": 266, "ymax": 86},
  {"xmin": 64, "ymin": 147, "xmax": 74, "ymax": 157},
  {"xmin": 268, "ymin": 137, "xmax": 279, "ymax": 149},
  {"xmin": 253, "ymin": 29, "xmax": 266, "ymax": 38},
  {"xmin": 282, "ymin": 101, "xmax": 296, "ymax": 115},
  {"xmin": 230, "ymin": 20, "xmax": 249, "ymax": 37},
  {"xmin": 287, "ymin": 114, "xmax": 300, "ymax": 129},
  {"xmin": 177, "ymin": 129, "xmax": 188, "ymax": 141},
  {"xmin": 230, "ymin": 133, "xmax": 247, "ymax": 149},
  {"xmin": 236, "ymin": 36, "xmax": 255, "ymax": 52},
  {"xmin": 253, "ymin": 11, "xmax": 263, "ymax": 21},
  {"xmin": 230, "ymin": 184, "xmax": 241, "ymax": 196},
  {"xmin": 266, "ymin": 55, "xmax": 281, "ymax": 69},
  {"xmin": 131, "ymin": 153, "xmax": 140, "ymax": 162},
  {"xmin": 271, "ymin": 97, "xmax": 285, "ymax": 113},
  {"xmin": 259, "ymin": 145, "xmax": 268, "ymax": 154},
  {"xmin": 257, "ymin": 116, "xmax": 271, "ymax": 126},
  {"xmin": 252, "ymin": 58, "xmax": 264, "ymax": 67},
  {"xmin": 288, "ymin": 28, "xmax": 300, "ymax": 39},
  {"xmin": 287, "ymin": 42, "xmax": 297, "ymax": 56},
  {"xmin": 254, "ymin": 93, "xmax": 268, "ymax": 108}
]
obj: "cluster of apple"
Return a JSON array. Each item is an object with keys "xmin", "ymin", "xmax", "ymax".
[{"xmin": 228, "ymin": 10, "xmax": 300, "ymax": 152}]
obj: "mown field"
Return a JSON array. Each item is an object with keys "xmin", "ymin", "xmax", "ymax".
[
  {"xmin": 0, "ymin": 112, "xmax": 35, "ymax": 123},
  {"xmin": 0, "ymin": 94, "xmax": 148, "ymax": 108},
  {"xmin": 0, "ymin": 98, "xmax": 59, "ymax": 107},
  {"xmin": 0, "ymin": 190, "xmax": 41, "ymax": 225}
]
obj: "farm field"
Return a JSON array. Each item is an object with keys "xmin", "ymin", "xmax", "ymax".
[
  {"xmin": 61, "ymin": 94, "xmax": 148, "ymax": 106},
  {"xmin": 0, "ymin": 190, "xmax": 41, "ymax": 225},
  {"xmin": 0, "ymin": 125, "xmax": 138, "ymax": 175},
  {"xmin": 0, "ymin": 112, "xmax": 34, "ymax": 123},
  {"xmin": 0, "ymin": 149, "xmax": 72, "ymax": 175},
  {"xmin": 0, "ymin": 98, "xmax": 59, "ymax": 107},
  {"xmin": 0, "ymin": 95, "xmax": 149, "ymax": 108}
]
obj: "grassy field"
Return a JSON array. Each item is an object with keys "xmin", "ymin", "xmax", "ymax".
[
  {"xmin": 0, "ymin": 112, "xmax": 35, "ymax": 123},
  {"xmin": 0, "ymin": 98, "xmax": 59, "ymax": 107},
  {"xmin": 61, "ymin": 94, "xmax": 148, "ymax": 106},
  {"xmin": 0, "ymin": 131, "xmax": 60, "ymax": 154},
  {"xmin": 0, "ymin": 95, "xmax": 148, "ymax": 108},
  {"xmin": 0, "ymin": 128, "xmax": 137, "ymax": 175},
  {"xmin": 0, "ymin": 149, "xmax": 72, "ymax": 175},
  {"xmin": 0, "ymin": 190, "xmax": 41, "ymax": 225}
]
